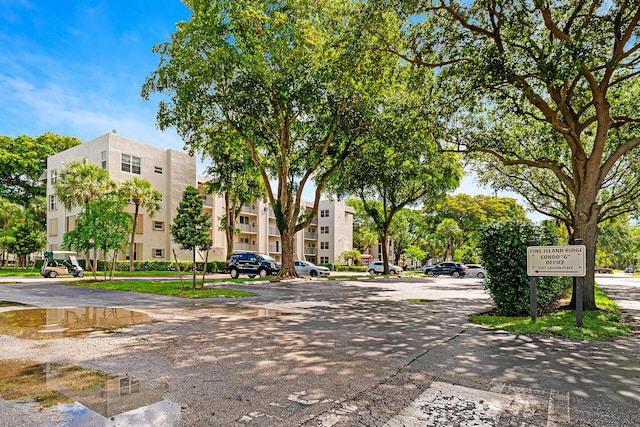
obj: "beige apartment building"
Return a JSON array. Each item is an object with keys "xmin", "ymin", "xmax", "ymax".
[
  {"xmin": 202, "ymin": 195, "xmax": 354, "ymax": 264},
  {"xmin": 45, "ymin": 132, "xmax": 353, "ymax": 264}
]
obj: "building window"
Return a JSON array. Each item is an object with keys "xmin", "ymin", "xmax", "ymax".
[
  {"xmin": 66, "ymin": 215, "xmax": 76, "ymax": 232},
  {"xmin": 239, "ymin": 216, "xmax": 250, "ymax": 224},
  {"xmin": 49, "ymin": 195, "xmax": 57, "ymax": 211},
  {"xmin": 320, "ymin": 226, "xmax": 329, "ymax": 234},
  {"xmin": 320, "ymin": 241, "xmax": 329, "ymax": 250},
  {"xmin": 121, "ymin": 154, "xmax": 141, "ymax": 174},
  {"xmin": 101, "ymin": 151, "xmax": 107, "ymax": 169},
  {"xmin": 50, "ymin": 169, "xmax": 57, "ymax": 185},
  {"xmin": 320, "ymin": 256, "xmax": 329, "ymax": 264},
  {"xmin": 135, "ymin": 214, "xmax": 143, "ymax": 234},
  {"xmin": 48, "ymin": 218, "xmax": 58, "ymax": 236},
  {"xmin": 154, "ymin": 166, "xmax": 163, "ymax": 174},
  {"xmin": 153, "ymin": 221, "xmax": 165, "ymax": 231},
  {"xmin": 320, "ymin": 209, "xmax": 329, "ymax": 218},
  {"xmin": 153, "ymin": 249, "xmax": 164, "ymax": 258}
]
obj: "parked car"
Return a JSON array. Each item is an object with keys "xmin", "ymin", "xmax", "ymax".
[
  {"xmin": 225, "ymin": 253, "xmax": 280, "ymax": 278},
  {"xmin": 464, "ymin": 264, "xmax": 486, "ymax": 279},
  {"xmin": 423, "ymin": 262, "xmax": 467, "ymax": 278},
  {"xmin": 594, "ymin": 266, "xmax": 614, "ymax": 274},
  {"xmin": 368, "ymin": 261, "xmax": 403, "ymax": 275},
  {"xmin": 625, "ymin": 266, "xmax": 635, "ymax": 273},
  {"xmin": 295, "ymin": 260, "xmax": 330, "ymax": 277}
]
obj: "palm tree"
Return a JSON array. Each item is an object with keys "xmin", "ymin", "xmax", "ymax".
[
  {"xmin": 119, "ymin": 177, "xmax": 162, "ymax": 271},
  {"xmin": 436, "ymin": 218, "xmax": 463, "ymax": 261},
  {"xmin": 55, "ymin": 160, "xmax": 115, "ymax": 209},
  {"xmin": 54, "ymin": 160, "xmax": 116, "ymax": 271}
]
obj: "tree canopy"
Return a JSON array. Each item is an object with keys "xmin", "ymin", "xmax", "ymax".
[
  {"xmin": 143, "ymin": 0, "xmax": 399, "ymax": 277},
  {"xmin": 373, "ymin": 0, "xmax": 640, "ymax": 309},
  {"xmin": 0, "ymin": 133, "xmax": 81, "ymax": 207}
]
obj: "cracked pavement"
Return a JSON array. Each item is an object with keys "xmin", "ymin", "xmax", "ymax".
[{"xmin": 0, "ymin": 274, "xmax": 638, "ymax": 426}]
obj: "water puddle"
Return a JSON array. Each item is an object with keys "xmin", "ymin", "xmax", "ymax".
[
  {"xmin": 0, "ymin": 359, "xmax": 180, "ymax": 425},
  {"xmin": 0, "ymin": 307, "xmax": 155, "ymax": 339}
]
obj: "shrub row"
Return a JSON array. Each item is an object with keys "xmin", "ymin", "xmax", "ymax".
[
  {"xmin": 35, "ymin": 259, "xmax": 226, "ymax": 273},
  {"xmin": 319, "ymin": 263, "xmax": 367, "ymax": 272}
]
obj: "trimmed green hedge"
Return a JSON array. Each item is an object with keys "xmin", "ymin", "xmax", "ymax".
[
  {"xmin": 477, "ymin": 219, "xmax": 570, "ymax": 316},
  {"xmin": 319, "ymin": 263, "xmax": 367, "ymax": 272},
  {"xmin": 36, "ymin": 259, "xmax": 226, "ymax": 273},
  {"xmin": 95, "ymin": 260, "xmax": 226, "ymax": 272}
]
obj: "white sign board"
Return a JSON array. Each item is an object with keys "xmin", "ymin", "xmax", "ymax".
[{"xmin": 527, "ymin": 245, "xmax": 586, "ymax": 277}]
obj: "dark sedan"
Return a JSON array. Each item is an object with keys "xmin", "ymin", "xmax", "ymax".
[{"xmin": 423, "ymin": 262, "xmax": 467, "ymax": 278}]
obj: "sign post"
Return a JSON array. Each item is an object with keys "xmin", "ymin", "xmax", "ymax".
[
  {"xmin": 528, "ymin": 241, "xmax": 537, "ymax": 322},
  {"xmin": 527, "ymin": 243, "xmax": 586, "ymax": 327}
]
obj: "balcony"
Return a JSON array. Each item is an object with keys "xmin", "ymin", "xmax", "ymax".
[
  {"xmin": 240, "ymin": 205, "xmax": 258, "ymax": 215},
  {"xmin": 304, "ymin": 248, "xmax": 317, "ymax": 255},
  {"xmin": 304, "ymin": 231, "xmax": 317, "ymax": 240},
  {"xmin": 202, "ymin": 195, "xmax": 214, "ymax": 207},
  {"xmin": 238, "ymin": 223, "xmax": 257, "ymax": 233},
  {"xmin": 268, "ymin": 245, "xmax": 281, "ymax": 253},
  {"xmin": 268, "ymin": 227, "xmax": 280, "ymax": 236},
  {"xmin": 233, "ymin": 243, "xmax": 257, "ymax": 252}
]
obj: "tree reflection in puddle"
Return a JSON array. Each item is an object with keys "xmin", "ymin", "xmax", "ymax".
[
  {"xmin": 0, "ymin": 359, "xmax": 180, "ymax": 426},
  {"xmin": 0, "ymin": 307, "xmax": 155, "ymax": 339}
]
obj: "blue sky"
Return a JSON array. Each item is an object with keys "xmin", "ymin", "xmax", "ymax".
[
  {"xmin": 0, "ymin": 0, "xmax": 190, "ymax": 149},
  {"xmin": 0, "ymin": 0, "xmax": 541, "ymax": 218}
]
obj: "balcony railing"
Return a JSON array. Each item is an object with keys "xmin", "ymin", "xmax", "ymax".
[
  {"xmin": 268, "ymin": 245, "xmax": 281, "ymax": 253},
  {"xmin": 234, "ymin": 243, "xmax": 257, "ymax": 252},
  {"xmin": 238, "ymin": 223, "xmax": 257, "ymax": 233},
  {"xmin": 202, "ymin": 196, "xmax": 214, "ymax": 207},
  {"xmin": 241, "ymin": 205, "xmax": 258, "ymax": 214},
  {"xmin": 268, "ymin": 227, "xmax": 280, "ymax": 236},
  {"xmin": 304, "ymin": 248, "xmax": 317, "ymax": 255},
  {"xmin": 305, "ymin": 231, "xmax": 317, "ymax": 240}
]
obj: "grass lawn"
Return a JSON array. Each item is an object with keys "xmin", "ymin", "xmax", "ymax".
[
  {"xmin": 64, "ymin": 279, "xmax": 255, "ymax": 298},
  {"xmin": 470, "ymin": 285, "xmax": 631, "ymax": 341},
  {"xmin": 0, "ymin": 268, "xmax": 41, "ymax": 277}
]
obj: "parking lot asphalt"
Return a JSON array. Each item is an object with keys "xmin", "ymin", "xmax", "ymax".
[{"xmin": 0, "ymin": 274, "xmax": 638, "ymax": 426}]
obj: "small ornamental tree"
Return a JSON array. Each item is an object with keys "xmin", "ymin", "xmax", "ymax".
[
  {"xmin": 477, "ymin": 219, "xmax": 569, "ymax": 316},
  {"xmin": 63, "ymin": 193, "xmax": 131, "ymax": 280},
  {"xmin": 171, "ymin": 186, "xmax": 212, "ymax": 289},
  {"xmin": 6, "ymin": 220, "xmax": 46, "ymax": 268}
]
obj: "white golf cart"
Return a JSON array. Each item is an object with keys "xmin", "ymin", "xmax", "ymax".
[{"xmin": 40, "ymin": 251, "xmax": 85, "ymax": 278}]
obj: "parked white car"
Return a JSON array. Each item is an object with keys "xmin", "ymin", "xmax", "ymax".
[
  {"xmin": 464, "ymin": 264, "xmax": 486, "ymax": 279},
  {"xmin": 294, "ymin": 260, "xmax": 330, "ymax": 277},
  {"xmin": 368, "ymin": 261, "xmax": 402, "ymax": 275}
]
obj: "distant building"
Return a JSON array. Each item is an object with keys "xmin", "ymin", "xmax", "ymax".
[{"xmin": 45, "ymin": 133, "xmax": 353, "ymax": 263}]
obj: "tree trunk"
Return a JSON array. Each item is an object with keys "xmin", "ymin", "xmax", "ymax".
[
  {"xmin": 129, "ymin": 204, "xmax": 140, "ymax": 272},
  {"xmin": 224, "ymin": 193, "xmax": 235, "ymax": 260},
  {"xmin": 192, "ymin": 248, "xmax": 197, "ymax": 289},
  {"xmin": 279, "ymin": 226, "xmax": 298, "ymax": 278},
  {"xmin": 569, "ymin": 193, "xmax": 600, "ymax": 311},
  {"xmin": 381, "ymin": 228, "xmax": 390, "ymax": 275}
]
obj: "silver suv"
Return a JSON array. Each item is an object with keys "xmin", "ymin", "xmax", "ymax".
[
  {"xmin": 368, "ymin": 261, "xmax": 402, "ymax": 275},
  {"xmin": 225, "ymin": 253, "xmax": 280, "ymax": 278}
]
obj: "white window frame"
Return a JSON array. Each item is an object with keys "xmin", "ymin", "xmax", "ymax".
[{"xmin": 121, "ymin": 154, "xmax": 141, "ymax": 174}]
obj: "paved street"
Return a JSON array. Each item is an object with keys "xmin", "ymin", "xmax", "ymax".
[{"xmin": 0, "ymin": 274, "xmax": 638, "ymax": 426}]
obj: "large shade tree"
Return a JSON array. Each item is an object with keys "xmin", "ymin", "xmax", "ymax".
[
  {"xmin": 375, "ymin": 1, "xmax": 640, "ymax": 310},
  {"xmin": 329, "ymin": 67, "xmax": 462, "ymax": 273},
  {"xmin": 143, "ymin": 0, "xmax": 397, "ymax": 277}
]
